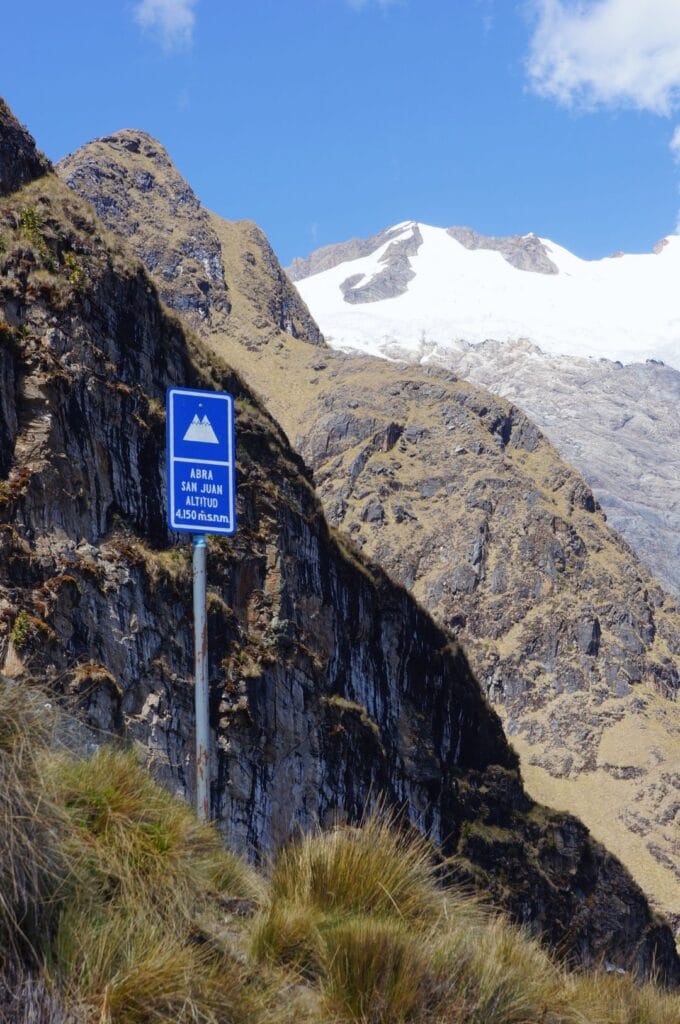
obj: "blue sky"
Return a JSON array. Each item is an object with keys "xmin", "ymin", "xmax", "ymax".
[{"xmin": 3, "ymin": 1, "xmax": 680, "ymax": 264}]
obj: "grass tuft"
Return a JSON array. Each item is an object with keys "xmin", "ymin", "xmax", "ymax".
[
  {"xmin": 257, "ymin": 812, "xmax": 680, "ymax": 1024},
  {"xmin": 323, "ymin": 915, "xmax": 431, "ymax": 1023},
  {"xmin": 42, "ymin": 746, "xmax": 266, "ymax": 1022},
  {"xmin": 569, "ymin": 971, "xmax": 680, "ymax": 1024},
  {"xmin": 46, "ymin": 747, "xmax": 264, "ymax": 917},
  {"xmin": 270, "ymin": 814, "xmax": 446, "ymax": 926},
  {"xmin": 251, "ymin": 901, "xmax": 325, "ymax": 979},
  {"xmin": 55, "ymin": 905, "xmax": 254, "ymax": 1024}
]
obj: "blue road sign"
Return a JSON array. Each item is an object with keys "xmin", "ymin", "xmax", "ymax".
[{"xmin": 167, "ymin": 387, "xmax": 236, "ymax": 535}]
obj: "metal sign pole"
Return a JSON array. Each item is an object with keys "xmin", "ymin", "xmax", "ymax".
[
  {"xmin": 192, "ymin": 534, "xmax": 210, "ymax": 821},
  {"xmin": 167, "ymin": 386, "xmax": 236, "ymax": 824}
]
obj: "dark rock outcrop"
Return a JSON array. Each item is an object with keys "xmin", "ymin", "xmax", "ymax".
[
  {"xmin": 0, "ymin": 98, "xmax": 51, "ymax": 197},
  {"xmin": 341, "ymin": 225, "xmax": 423, "ymax": 303},
  {"xmin": 57, "ymin": 129, "xmax": 229, "ymax": 328},
  {"xmin": 287, "ymin": 221, "xmax": 418, "ymax": 282}
]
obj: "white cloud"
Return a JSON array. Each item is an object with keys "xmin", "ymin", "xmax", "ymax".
[
  {"xmin": 672, "ymin": 126, "xmax": 680, "ymax": 161},
  {"xmin": 347, "ymin": 0, "xmax": 402, "ymax": 10},
  {"xmin": 133, "ymin": 0, "xmax": 198, "ymax": 50},
  {"xmin": 475, "ymin": 0, "xmax": 495, "ymax": 35},
  {"xmin": 527, "ymin": 1, "xmax": 680, "ymax": 115}
]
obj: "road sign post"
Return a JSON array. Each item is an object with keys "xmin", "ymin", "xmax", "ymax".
[
  {"xmin": 192, "ymin": 534, "xmax": 209, "ymax": 821},
  {"xmin": 167, "ymin": 387, "xmax": 236, "ymax": 822}
]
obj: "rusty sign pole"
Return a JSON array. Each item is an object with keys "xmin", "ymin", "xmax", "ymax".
[{"xmin": 192, "ymin": 534, "xmax": 209, "ymax": 822}]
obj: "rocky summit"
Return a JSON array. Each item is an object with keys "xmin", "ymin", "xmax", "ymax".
[
  {"xmin": 2, "ymin": 105, "xmax": 676, "ymax": 979},
  {"xmin": 57, "ymin": 129, "xmax": 680, "ymax": 942}
]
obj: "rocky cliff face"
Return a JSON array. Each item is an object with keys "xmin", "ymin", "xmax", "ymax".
[
  {"xmin": 57, "ymin": 129, "xmax": 680, "ymax": 941},
  {"xmin": 0, "ymin": 100, "xmax": 51, "ymax": 197}
]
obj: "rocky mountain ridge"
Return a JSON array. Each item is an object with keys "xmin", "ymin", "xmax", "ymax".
[
  {"xmin": 291, "ymin": 219, "xmax": 680, "ymax": 366},
  {"xmin": 3, "ymin": 105, "xmax": 676, "ymax": 976},
  {"xmin": 57, "ymin": 129, "xmax": 680, "ymax": 942}
]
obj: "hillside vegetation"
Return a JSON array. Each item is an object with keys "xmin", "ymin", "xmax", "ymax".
[{"xmin": 1, "ymin": 678, "xmax": 679, "ymax": 1024}]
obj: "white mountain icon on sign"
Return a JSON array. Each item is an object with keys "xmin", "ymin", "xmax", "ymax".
[{"xmin": 183, "ymin": 413, "xmax": 219, "ymax": 444}]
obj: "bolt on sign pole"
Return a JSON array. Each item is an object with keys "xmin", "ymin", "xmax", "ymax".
[{"xmin": 166, "ymin": 387, "xmax": 236, "ymax": 822}]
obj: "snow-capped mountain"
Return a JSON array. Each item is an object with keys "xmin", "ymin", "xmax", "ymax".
[
  {"xmin": 290, "ymin": 221, "xmax": 680, "ymax": 596},
  {"xmin": 291, "ymin": 220, "xmax": 680, "ymax": 368}
]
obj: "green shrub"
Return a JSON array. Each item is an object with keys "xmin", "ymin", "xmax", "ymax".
[
  {"xmin": 64, "ymin": 251, "xmax": 86, "ymax": 288},
  {"xmin": 18, "ymin": 206, "xmax": 55, "ymax": 271},
  {"xmin": 10, "ymin": 610, "xmax": 33, "ymax": 651}
]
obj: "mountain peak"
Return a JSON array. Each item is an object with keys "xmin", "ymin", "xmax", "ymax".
[
  {"xmin": 58, "ymin": 132, "xmax": 324, "ymax": 346},
  {"xmin": 88, "ymin": 128, "xmax": 175, "ymax": 168}
]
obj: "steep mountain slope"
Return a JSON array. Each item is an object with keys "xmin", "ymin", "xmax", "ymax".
[
  {"xmin": 290, "ymin": 221, "xmax": 680, "ymax": 600},
  {"xmin": 5, "ymin": 107, "xmax": 677, "ymax": 977},
  {"xmin": 58, "ymin": 132, "xmax": 680, "ymax": 939}
]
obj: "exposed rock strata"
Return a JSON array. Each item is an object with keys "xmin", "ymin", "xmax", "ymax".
[
  {"xmin": 291, "ymin": 228, "xmax": 680, "ymax": 603},
  {"xmin": 57, "ymin": 129, "xmax": 680, "ymax": 953},
  {"xmin": 2, "ymin": 113, "xmax": 675, "ymax": 981},
  {"xmin": 57, "ymin": 130, "xmax": 229, "ymax": 328},
  {"xmin": 288, "ymin": 221, "xmax": 558, "ymax": 282},
  {"xmin": 58, "ymin": 131, "xmax": 322, "ymax": 346},
  {"xmin": 446, "ymin": 226, "xmax": 559, "ymax": 274}
]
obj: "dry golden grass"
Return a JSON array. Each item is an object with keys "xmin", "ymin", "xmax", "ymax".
[
  {"xmin": 568, "ymin": 971, "xmax": 680, "ymax": 1024},
  {"xmin": 0, "ymin": 679, "xmax": 65, "ymax": 962},
  {"xmin": 54, "ymin": 904, "xmax": 255, "ymax": 1024},
  {"xmin": 255, "ymin": 812, "xmax": 680, "ymax": 1024},
  {"xmin": 252, "ymin": 901, "xmax": 326, "ymax": 978},
  {"xmin": 322, "ymin": 916, "xmax": 432, "ymax": 1024},
  {"xmin": 42, "ymin": 746, "xmax": 268, "ymax": 1022},
  {"xmin": 45, "ymin": 747, "xmax": 264, "ymax": 918},
  {"xmin": 269, "ymin": 815, "xmax": 447, "ymax": 926},
  {"xmin": 431, "ymin": 917, "xmax": 578, "ymax": 1024}
]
